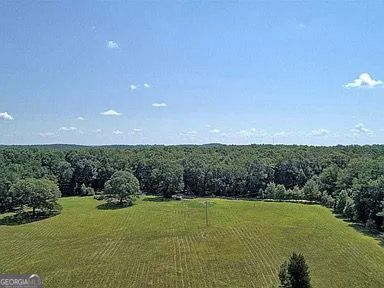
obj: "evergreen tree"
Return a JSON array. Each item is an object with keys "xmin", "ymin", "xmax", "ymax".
[{"xmin": 279, "ymin": 252, "xmax": 311, "ymax": 288}]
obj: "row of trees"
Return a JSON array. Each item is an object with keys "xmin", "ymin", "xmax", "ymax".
[{"xmin": 0, "ymin": 145, "xmax": 383, "ymax": 229}]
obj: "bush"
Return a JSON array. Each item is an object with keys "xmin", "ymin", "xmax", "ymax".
[
  {"xmin": 365, "ymin": 218, "xmax": 377, "ymax": 232},
  {"xmin": 265, "ymin": 183, "xmax": 277, "ymax": 199},
  {"xmin": 94, "ymin": 194, "xmax": 105, "ymax": 201},
  {"xmin": 334, "ymin": 190, "xmax": 348, "ymax": 214},
  {"xmin": 276, "ymin": 184, "xmax": 286, "ymax": 200},
  {"xmin": 303, "ymin": 179, "xmax": 321, "ymax": 201},
  {"xmin": 343, "ymin": 196, "xmax": 355, "ymax": 220},
  {"xmin": 321, "ymin": 193, "xmax": 335, "ymax": 208}
]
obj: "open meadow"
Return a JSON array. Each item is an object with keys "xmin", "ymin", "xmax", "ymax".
[{"xmin": 1, "ymin": 197, "xmax": 383, "ymax": 287}]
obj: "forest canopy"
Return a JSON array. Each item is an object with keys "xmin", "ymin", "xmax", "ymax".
[{"xmin": 0, "ymin": 144, "xmax": 383, "ymax": 229}]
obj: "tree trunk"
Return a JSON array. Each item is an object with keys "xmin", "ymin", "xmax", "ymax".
[
  {"xmin": 120, "ymin": 197, "xmax": 123, "ymax": 205},
  {"xmin": 32, "ymin": 207, "xmax": 36, "ymax": 218}
]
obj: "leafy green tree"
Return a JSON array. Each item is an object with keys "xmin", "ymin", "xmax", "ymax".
[
  {"xmin": 303, "ymin": 179, "xmax": 321, "ymax": 201},
  {"xmin": 276, "ymin": 184, "xmax": 286, "ymax": 200},
  {"xmin": 334, "ymin": 190, "xmax": 349, "ymax": 214},
  {"xmin": 279, "ymin": 260, "xmax": 291, "ymax": 288},
  {"xmin": 104, "ymin": 171, "xmax": 140, "ymax": 205},
  {"xmin": 320, "ymin": 192, "xmax": 335, "ymax": 208},
  {"xmin": 0, "ymin": 171, "xmax": 19, "ymax": 213},
  {"xmin": 264, "ymin": 183, "xmax": 277, "ymax": 199},
  {"xmin": 319, "ymin": 165, "xmax": 339, "ymax": 194},
  {"xmin": 158, "ymin": 161, "xmax": 185, "ymax": 198},
  {"xmin": 10, "ymin": 178, "xmax": 61, "ymax": 217},
  {"xmin": 279, "ymin": 252, "xmax": 311, "ymax": 288},
  {"xmin": 343, "ymin": 196, "xmax": 355, "ymax": 220}
]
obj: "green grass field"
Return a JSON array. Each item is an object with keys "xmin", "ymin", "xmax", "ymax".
[{"xmin": 1, "ymin": 197, "xmax": 383, "ymax": 287}]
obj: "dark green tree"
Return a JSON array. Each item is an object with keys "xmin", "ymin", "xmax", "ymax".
[
  {"xmin": 104, "ymin": 171, "xmax": 140, "ymax": 205},
  {"xmin": 10, "ymin": 178, "xmax": 61, "ymax": 217},
  {"xmin": 279, "ymin": 252, "xmax": 311, "ymax": 288}
]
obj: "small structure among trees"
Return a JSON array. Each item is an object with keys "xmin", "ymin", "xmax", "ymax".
[{"xmin": 279, "ymin": 252, "xmax": 311, "ymax": 288}]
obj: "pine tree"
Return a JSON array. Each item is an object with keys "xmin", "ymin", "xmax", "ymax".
[{"xmin": 279, "ymin": 252, "xmax": 311, "ymax": 288}]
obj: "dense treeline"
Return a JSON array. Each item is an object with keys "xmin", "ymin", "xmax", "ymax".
[{"xmin": 0, "ymin": 145, "xmax": 383, "ymax": 229}]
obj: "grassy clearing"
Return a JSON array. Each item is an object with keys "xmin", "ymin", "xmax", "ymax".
[{"xmin": 0, "ymin": 197, "xmax": 383, "ymax": 287}]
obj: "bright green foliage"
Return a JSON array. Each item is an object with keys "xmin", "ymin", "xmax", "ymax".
[
  {"xmin": 334, "ymin": 190, "xmax": 349, "ymax": 214},
  {"xmin": 1, "ymin": 197, "xmax": 384, "ymax": 288},
  {"xmin": 274, "ymin": 184, "xmax": 286, "ymax": 199},
  {"xmin": 279, "ymin": 260, "xmax": 291, "ymax": 288},
  {"xmin": 10, "ymin": 178, "xmax": 61, "ymax": 216},
  {"xmin": 104, "ymin": 171, "xmax": 140, "ymax": 205},
  {"xmin": 1, "ymin": 145, "xmax": 384, "ymax": 228},
  {"xmin": 343, "ymin": 196, "xmax": 355, "ymax": 220},
  {"xmin": 265, "ymin": 182, "xmax": 277, "ymax": 198},
  {"xmin": 303, "ymin": 179, "xmax": 321, "ymax": 201}
]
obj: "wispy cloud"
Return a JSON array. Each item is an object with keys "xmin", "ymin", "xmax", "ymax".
[
  {"xmin": 93, "ymin": 129, "xmax": 102, "ymax": 134},
  {"xmin": 273, "ymin": 131, "xmax": 293, "ymax": 137},
  {"xmin": 106, "ymin": 40, "xmax": 119, "ymax": 49},
  {"xmin": 143, "ymin": 83, "xmax": 150, "ymax": 88},
  {"xmin": 58, "ymin": 126, "xmax": 77, "ymax": 131},
  {"xmin": 130, "ymin": 84, "xmax": 137, "ymax": 91},
  {"xmin": 112, "ymin": 130, "xmax": 123, "ymax": 135},
  {"xmin": 0, "ymin": 112, "xmax": 14, "ymax": 120},
  {"xmin": 344, "ymin": 73, "xmax": 383, "ymax": 88},
  {"xmin": 133, "ymin": 128, "xmax": 142, "ymax": 132},
  {"xmin": 239, "ymin": 128, "xmax": 267, "ymax": 137},
  {"xmin": 152, "ymin": 103, "xmax": 167, "ymax": 107},
  {"xmin": 77, "ymin": 116, "xmax": 85, "ymax": 121},
  {"xmin": 101, "ymin": 109, "xmax": 122, "ymax": 116},
  {"xmin": 38, "ymin": 132, "xmax": 55, "ymax": 137},
  {"xmin": 210, "ymin": 129, "xmax": 220, "ymax": 133},
  {"xmin": 350, "ymin": 123, "xmax": 372, "ymax": 134},
  {"xmin": 311, "ymin": 128, "xmax": 329, "ymax": 136}
]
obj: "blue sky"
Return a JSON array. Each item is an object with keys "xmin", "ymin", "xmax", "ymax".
[{"xmin": 1, "ymin": 1, "xmax": 384, "ymax": 146}]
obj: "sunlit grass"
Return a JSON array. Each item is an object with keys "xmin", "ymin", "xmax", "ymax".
[{"xmin": 1, "ymin": 197, "xmax": 383, "ymax": 287}]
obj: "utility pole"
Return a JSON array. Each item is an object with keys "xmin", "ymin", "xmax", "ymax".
[{"xmin": 205, "ymin": 201, "xmax": 208, "ymax": 226}]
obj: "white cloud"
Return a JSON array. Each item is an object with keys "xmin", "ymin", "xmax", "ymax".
[
  {"xmin": 344, "ymin": 73, "xmax": 383, "ymax": 88},
  {"xmin": 0, "ymin": 112, "xmax": 14, "ymax": 120},
  {"xmin": 239, "ymin": 128, "xmax": 267, "ymax": 137},
  {"xmin": 152, "ymin": 103, "xmax": 167, "ymax": 107},
  {"xmin": 133, "ymin": 128, "xmax": 142, "ymax": 132},
  {"xmin": 93, "ymin": 129, "xmax": 102, "ymax": 133},
  {"xmin": 58, "ymin": 126, "xmax": 77, "ymax": 131},
  {"xmin": 38, "ymin": 132, "xmax": 55, "ymax": 137},
  {"xmin": 77, "ymin": 116, "xmax": 85, "ymax": 121},
  {"xmin": 143, "ymin": 83, "xmax": 150, "ymax": 88},
  {"xmin": 101, "ymin": 109, "xmax": 122, "ymax": 116},
  {"xmin": 311, "ymin": 128, "xmax": 329, "ymax": 136},
  {"xmin": 106, "ymin": 40, "xmax": 119, "ymax": 49},
  {"xmin": 130, "ymin": 84, "xmax": 137, "ymax": 91},
  {"xmin": 112, "ymin": 130, "xmax": 123, "ymax": 135},
  {"xmin": 274, "ymin": 131, "xmax": 293, "ymax": 137},
  {"xmin": 210, "ymin": 129, "xmax": 220, "ymax": 133},
  {"xmin": 350, "ymin": 123, "xmax": 372, "ymax": 134}
]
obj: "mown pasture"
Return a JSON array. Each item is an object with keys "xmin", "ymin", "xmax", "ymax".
[{"xmin": 0, "ymin": 197, "xmax": 383, "ymax": 287}]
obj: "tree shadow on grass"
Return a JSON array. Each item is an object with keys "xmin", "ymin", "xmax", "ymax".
[
  {"xmin": 348, "ymin": 222, "xmax": 384, "ymax": 248},
  {"xmin": 333, "ymin": 213, "xmax": 384, "ymax": 248},
  {"xmin": 96, "ymin": 202, "xmax": 134, "ymax": 210},
  {"xmin": 0, "ymin": 211, "xmax": 60, "ymax": 226}
]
